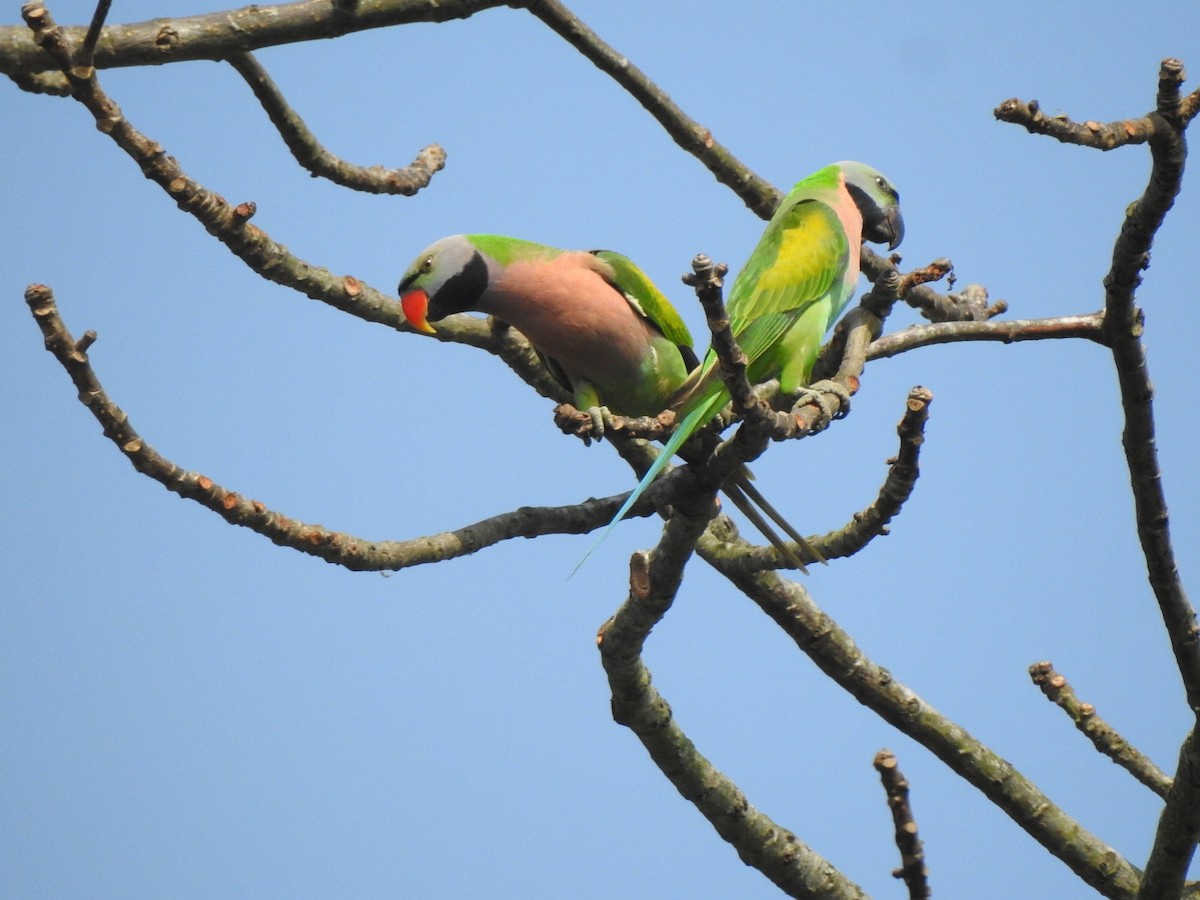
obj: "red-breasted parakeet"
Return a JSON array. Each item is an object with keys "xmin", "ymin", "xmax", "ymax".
[
  {"xmin": 399, "ymin": 235, "xmax": 697, "ymax": 422},
  {"xmin": 397, "ymin": 234, "xmax": 810, "ymax": 565},
  {"xmin": 590, "ymin": 161, "xmax": 904, "ymax": 567}
]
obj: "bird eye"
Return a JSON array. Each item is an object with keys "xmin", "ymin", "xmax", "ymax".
[{"xmin": 419, "ymin": 255, "xmax": 434, "ymax": 274}]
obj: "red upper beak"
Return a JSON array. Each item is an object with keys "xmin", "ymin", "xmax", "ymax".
[{"xmin": 401, "ymin": 289, "xmax": 436, "ymax": 334}]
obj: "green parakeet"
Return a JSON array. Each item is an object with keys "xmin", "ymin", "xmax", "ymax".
[{"xmin": 588, "ymin": 161, "xmax": 904, "ymax": 566}]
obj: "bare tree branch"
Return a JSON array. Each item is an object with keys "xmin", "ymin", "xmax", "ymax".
[
  {"xmin": 1139, "ymin": 729, "xmax": 1200, "ymax": 900},
  {"xmin": 23, "ymin": 284, "xmax": 649, "ymax": 570},
  {"xmin": 1111, "ymin": 62, "xmax": 1200, "ymax": 900},
  {"xmin": 20, "ymin": 3, "xmax": 401, "ymax": 323},
  {"xmin": 874, "ymin": 750, "xmax": 931, "ymax": 900},
  {"xmin": 74, "ymin": 0, "xmax": 110, "ymax": 73},
  {"xmin": 522, "ymin": 0, "xmax": 781, "ymax": 218},
  {"xmin": 19, "ymin": 2, "xmax": 566, "ymax": 405},
  {"xmin": 994, "ymin": 97, "xmax": 1157, "ymax": 150},
  {"xmin": 1097, "ymin": 60, "xmax": 1200, "ymax": 714},
  {"xmin": 859, "ymin": 251, "xmax": 1006, "ymax": 325},
  {"xmin": 5, "ymin": 66, "xmax": 69, "ymax": 93},
  {"xmin": 683, "ymin": 254, "xmax": 767, "ymax": 433},
  {"xmin": 1, "ymin": 0, "xmax": 778, "ymax": 215},
  {"xmin": 820, "ymin": 386, "xmax": 930, "ymax": 556},
  {"xmin": 998, "ymin": 59, "xmax": 1198, "ymax": 898},
  {"xmin": 3, "ymin": 0, "xmax": 509, "ymax": 76},
  {"xmin": 225, "ymin": 51, "xmax": 446, "ymax": 195},
  {"xmin": 866, "ymin": 313, "xmax": 1107, "ymax": 361},
  {"xmin": 909, "ymin": 282, "xmax": 1008, "ymax": 323},
  {"xmin": 1029, "ymin": 662, "xmax": 1172, "ymax": 799},
  {"xmin": 724, "ymin": 386, "xmax": 932, "ymax": 573},
  {"xmin": 705, "ymin": 560, "xmax": 1142, "ymax": 899},
  {"xmin": 599, "ymin": 513, "xmax": 870, "ymax": 899}
]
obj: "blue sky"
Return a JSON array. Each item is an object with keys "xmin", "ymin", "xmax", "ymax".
[{"xmin": 3, "ymin": 2, "xmax": 1198, "ymax": 897}]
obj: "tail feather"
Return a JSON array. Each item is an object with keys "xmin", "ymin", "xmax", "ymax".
[
  {"xmin": 571, "ymin": 389, "xmax": 827, "ymax": 576},
  {"xmin": 719, "ymin": 481, "xmax": 808, "ymax": 573},
  {"xmin": 570, "ymin": 395, "xmax": 721, "ymax": 576},
  {"xmin": 727, "ymin": 472, "xmax": 827, "ymax": 569}
]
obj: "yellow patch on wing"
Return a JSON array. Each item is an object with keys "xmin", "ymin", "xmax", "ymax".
[{"xmin": 755, "ymin": 207, "xmax": 843, "ymax": 303}]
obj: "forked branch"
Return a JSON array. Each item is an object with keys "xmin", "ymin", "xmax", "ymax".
[
  {"xmin": 598, "ymin": 512, "xmax": 870, "ymax": 899},
  {"xmin": 994, "ymin": 56, "xmax": 1199, "ymax": 900},
  {"xmin": 705, "ymin": 555, "xmax": 1141, "ymax": 898},
  {"xmin": 19, "ymin": 1, "xmax": 565, "ymax": 406}
]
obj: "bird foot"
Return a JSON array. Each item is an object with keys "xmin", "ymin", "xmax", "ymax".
[
  {"xmin": 793, "ymin": 380, "xmax": 851, "ymax": 428},
  {"xmin": 584, "ymin": 405, "xmax": 614, "ymax": 444},
  {"xmin": 553, "ymin": 403, "xmax": 609, "ymax": 446}
]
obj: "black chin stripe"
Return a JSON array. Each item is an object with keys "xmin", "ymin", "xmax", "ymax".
[
  {"xmin": 846, "ymin": 183, "xmax": 877, "ymax": 221},
  {"xmin": 431, "ymin": 250, "xmax": 489, "ymax": 320},
  {"xmin": 846, "ymin": 183, "xmax": 889, "ymax": 243}
]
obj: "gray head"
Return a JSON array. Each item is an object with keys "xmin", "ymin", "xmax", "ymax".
[
  {"xmin": 398, "ymin": 235, "xmax": 493, "ymax": 333},
  {"xmin": 836, "ymin": 161, "xmax": 904, "ymax": 250}
]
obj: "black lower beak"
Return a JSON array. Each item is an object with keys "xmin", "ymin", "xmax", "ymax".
[{"xmin": 884, "ymin": 207, "xmax": 905, "ymax": 250}]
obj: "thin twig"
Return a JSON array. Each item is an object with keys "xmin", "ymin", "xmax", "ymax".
[
  {"xmin": 73, "ymin": 0, "xmax": 110, "ymax": 73},
  {"xmin": 867, "ymin": 313, "xmax": 1107, "ymax": 361},
  {"xmin": 684, "ymin": 253, "xmax": 771, "ymax": 434},
  {"xmin": 858, "ymin": 249, "xmax": 1005, "ymax": 325},
  {"xmin": 874, "ymin": 750, "xmax": 931, "ymax": 900},
  {"xmin": 820, "ymin": 386, "xmax": 931, "ymax": 556},
  {"xmin": 673, "ymin": 255, "xmax": 787, "ymax": 502},
  {"xmin": 226, "ymin": 52, "xmax": 445, "ymax": 195},
  {"xmin": 1029, "ymin": 662, "xmax": 1172, "ymax": 798},
  {"xmin": 1181, "ymin": 87, "xmax": 1200, "ymax": 126}
]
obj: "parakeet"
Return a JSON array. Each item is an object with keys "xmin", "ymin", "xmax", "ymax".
[
  {"xmin": 589, "ymin": 161, "xmax": 904, "ymax": 565},
  {"xmin": 398, "ymin": 235, "xmax": 697, "ymax": 423},
  {"xmin": 397, "ymin": 234, "xmax": 810, "ymax": 566}
]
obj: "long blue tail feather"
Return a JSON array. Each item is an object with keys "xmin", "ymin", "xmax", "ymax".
[{"xmin": 570, "ymin": 393, "xmax": 724, "ymax": 577}]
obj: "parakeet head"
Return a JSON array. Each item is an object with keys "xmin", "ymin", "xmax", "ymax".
[
  {"xmin": 837, "ymin": 161, "xmax": 905, "ymax": 250},
  {"xmin": 398, "ymin": 234, "xmax": 490, "ymax": 334}
]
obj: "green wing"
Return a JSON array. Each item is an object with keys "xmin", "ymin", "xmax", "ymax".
[
  {"xmin": 726, "ymin": 197, "xmax": 850, "ymax": 369},
  {"xmin": 591, "ymin": 249, "xmax": 694, "ymax": 350}
]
